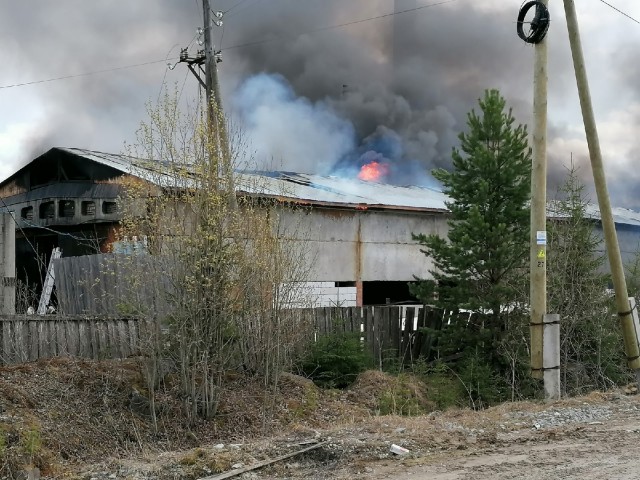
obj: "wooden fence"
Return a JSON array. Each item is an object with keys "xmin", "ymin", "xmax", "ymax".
[
  {"xmin": 54, "ymin": 254, "xmax": 170, "ymax": 317},
  {"xmin": 0, "ymin": 306, "xmax": 449, "ymax": 366},
  {"xmin": 0, "ymin": 316, "xmax": 151, "ymax": 365},
  {"xmin": 305, "ymin": 305, "xmax": 446, "ymax": 368}
]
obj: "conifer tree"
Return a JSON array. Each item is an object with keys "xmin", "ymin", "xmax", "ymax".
[
  {"xmin": 548, "ymin": 165, "xmax": 627, "ymax": 393},
  {"xmin": 412, "ymin": 89, "xmax": 531, "ymax": 325},
  {"xmin": 411, "ymin": 90, "xmax": 532, "ymax": 406}
]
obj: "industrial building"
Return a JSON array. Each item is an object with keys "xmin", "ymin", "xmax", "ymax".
[
  {"xmin": 1, "ymin": 147, "xmax": 640, "ymax": 309},
  {"xmin": 0, "ymin": 147, "xmax": 450, "ymax": 307}
]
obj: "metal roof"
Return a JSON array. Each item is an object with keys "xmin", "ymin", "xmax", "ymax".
[
  {"xmin": 58, "ymin": 148, "xmax": 450, "ymax": 213},
  {"xmin": 235, "ymin": 171, "xmax": 449, "ymax": 212},
  {"xmin": 4, "ymin": 147, "xmax": 640, "ymax": 225},
  {"xmin": 59, "ymin": 147, "xmax": 186, "ymax": 188},
  {"xmin": 548, "ymin": 200, "xmax": 640, "ymax": 228}
]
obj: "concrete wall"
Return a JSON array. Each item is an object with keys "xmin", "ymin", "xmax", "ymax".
[
  {"xmin": 276, "ymin": 206, "xmax": 449, "ymax": 283},
  {"xmin": 605, "ymin": 224, "xmax": 640, "ymax": 267},
  {"xmin": 0, "ymin": 213, "xmax": 16, "ymax": 314}
]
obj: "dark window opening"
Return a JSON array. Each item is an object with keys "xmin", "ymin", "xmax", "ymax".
[
  {"xmin": 102, "ymin": 201, "xmax": 117, "ymax": 214},
  {"xmin": 362, "ymin": 281, "xmax": 419, "ymax": 306},
  {"xmin": 39, "ymin": 201, "xmax": 55, "ymax": 220},
  {"xmin": 81, "ymin": 201, "xmax": 96, "ymax": 216},
  {"xmin": 21, "ymin": 206, "xmax": 33, "ymax": 221},
  {"xmin": 58, "ymin": 200, "xmax": 75, "ymax": 218},
  {"xmin": 335, "ymin": 281, "xmax": 356, "ymax": 288}
]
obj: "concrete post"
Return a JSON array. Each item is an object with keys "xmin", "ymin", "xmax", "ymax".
[
  {"xmin": 543, "ymin": 313, "xmax": 560, "ymax": 400},
  {"xmin": 1, "ymin": 213, "xmax": 16, "ymax": 314}
]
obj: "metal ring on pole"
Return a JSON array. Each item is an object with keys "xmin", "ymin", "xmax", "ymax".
[{"xmin": 517, "ymin": 1, "xmax": 550, "ymax": 44}]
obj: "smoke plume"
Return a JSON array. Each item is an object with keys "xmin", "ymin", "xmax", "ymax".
[{"xmin": 1, "ymin": 1, "xmax": 639, "ymax": 208}]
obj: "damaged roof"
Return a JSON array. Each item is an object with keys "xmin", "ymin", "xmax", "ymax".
[
  {"xmin": 55, "ymin": 148, "xmax": 451, "ymax": 213},
  {"xmin": 3, "ymin": 147, "xmax": 640, "ymax": 225}
]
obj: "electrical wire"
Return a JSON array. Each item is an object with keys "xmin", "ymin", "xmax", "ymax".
[
  {"xmin": 156, "ymin": 44, "xmax": 181, "ymax": 106},
  {"xmin": 0, "ymin": 197, "xmax": 40, "ymax": 261},
  {"xmin": 0, "ymin": 58, "xmax": 178, "ymax": 91},
  {"xmin": 0, "ymin": 1, "xmax": 455, "ymax": 91},
  {"xmin": 176, "ymin": 69, "xmax": 192, "ymax": 116},
  {"xmin": 598, "ymin": 0, "xmax": 640, "ymax": 25},
  {"xmin": 224, "ymin": 0, "xmax": 251, "ymax": 15},
  {"xmin": 225, "ymin": 0, "xmax": 262, "ymax": 18},
  {"xmin": 219, "ymin": 19, "xmax": 226, "ymax": 50},
  {"xmin": 20, "ymin": 219, "xmax": 107, "ymax": 244},
  {"xmin": 221, "ymin": 0, "xmax": 457, "ymax": 51}
]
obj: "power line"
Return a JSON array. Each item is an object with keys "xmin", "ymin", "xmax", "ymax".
[
  {"xmin": 222, "ymin": 0, "xmax": 457, "ymax": 51},
  {"xmin": 0, "ymin": 1, "xmax": 456, "ymax": 91},
  {"xmin": 598, "ymin": 0, "xmax": 640, "ymax": 24},
  {"xmin": 0, "ymin": 198, "xmax": 41, "ymax": 262},
  {"xmin": 224, "ymin": 0, "xmax": 252, "ymax": 14},
  {"xmin": 225, "ymin": 0, "xmax": 262, "ymax": 18},
  {"xmin": 0, "ymin": 58, "xmax": 177, "ymax": 91},
  {"xmin": 21, "ymin": 220, "xmax": 106, "ymax": 244}
]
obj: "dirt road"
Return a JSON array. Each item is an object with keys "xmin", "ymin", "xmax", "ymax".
[
  {"xmin": 231, "ymin": 391, "xmax": 640, "ymax": 480},
  {"xmin": 79, "ymin": 391, "xmax": 640, "ymax": 479},
  {"xmin": 20, "ymin": 360, "xmax": 638, "ymax": 480},
  {"xmin": 351, "ymin": 393, "xmax": 640, "ymax": 480},
  {"xmin": 369, "ymin": 420, "xmax": 640, "ymax": 479}
]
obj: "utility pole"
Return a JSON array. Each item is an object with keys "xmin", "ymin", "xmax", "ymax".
[
  {"xmin": 203, "ymin": 0, "xmax": 223, "ymax": 114},
  {"xmin": 0, "ymin": 213, "xmax": 16, "ymax": 315},
  {"xmin": 529, "ymin": 2, "xmax": 549, "ymax": 381},
  {"xmin": 563, "ymin": 0, "xmax": 640, "ymax": 380},
  {"xmin": 176, "ymin": 1, "xmax": 236, "ymax": 207},
  {"xmin": 202, "ymin": 0, "xmax": 236, "ymax": 207},
  {"xmin": 525, "ymin": 0, "xmax": 550, "ymax": 381}
]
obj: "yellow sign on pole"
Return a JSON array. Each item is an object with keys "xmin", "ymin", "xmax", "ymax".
[{"xmin": 537, "ymin": 249, "xmax": 546, "ymax": 259}]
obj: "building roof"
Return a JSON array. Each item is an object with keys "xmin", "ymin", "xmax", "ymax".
[
  {"xmin": 54, "ymin": 148, "xmax": 451, "ymax": 213},
  {"xmin": 548, "ymin": 200, "xmax": 640, "ymax": 228},
  {"xmin": 3, "ymin": 147, "xmax": 640, "ymax": 225}
]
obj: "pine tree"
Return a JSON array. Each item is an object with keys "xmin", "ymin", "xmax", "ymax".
[
  {"xmin": 412, "ymin": 89, "xmax": 531, "ymax": 323},
  {"xmin": 547, "ymin": 165, "xmax": 628, "ymax": 393},
  {"xmin": 411, "ymin": 89, "xmax": 532, "ymax": 406}
]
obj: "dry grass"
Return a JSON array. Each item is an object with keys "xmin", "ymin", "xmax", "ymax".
[
  {"xmin": 1, "ymin": 359, "xmax": 634, "ymax": 479},
  {"xmin": 0, "ymin": 359, "xmax": 384, "ymax": 476}
]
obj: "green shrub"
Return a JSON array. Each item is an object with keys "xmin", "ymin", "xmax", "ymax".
[
  {"xmin": 457, "ymin": 353, "xmax": 507, "ymax": 409},
  {"xmin": 299, "ymin": 332, "xmax": 372, "ymax": 388},
  {"xmin": 415, "ymin": 361, "xmax": 466, "ymax": 410}
]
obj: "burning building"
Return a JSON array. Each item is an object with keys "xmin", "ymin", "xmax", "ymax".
[
  {"xmin": 2, "ymin": 147, "xmax": 640, "ymax": 309},
  {"xmin": 0, "ymin": 147, "xmax": 450, "ymax": 307}
]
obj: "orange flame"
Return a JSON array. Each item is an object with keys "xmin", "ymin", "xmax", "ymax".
[{"xmin": 358, "ymin": 161, "xmax": 389, "ymax": 182}]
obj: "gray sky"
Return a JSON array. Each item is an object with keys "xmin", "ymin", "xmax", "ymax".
[{"xmin": 1, "ymin": 1, "xmax": 639, "ymax": 208}]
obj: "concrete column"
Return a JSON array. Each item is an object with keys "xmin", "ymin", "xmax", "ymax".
[
  {"xmin": 1, "ymin": 213, "xmax": 16, "ymax": 314},
  {"xmin": 543, "ymin": 313, "xmax": 560, "ymax": 400}
]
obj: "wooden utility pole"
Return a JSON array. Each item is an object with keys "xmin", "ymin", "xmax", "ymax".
[
  {"xmin": 203, "ymin": 0, "xmax": 224, "ymax": 147},
  {"xmin": 530, "ymin": 0, "xmax": 549, "ymax": 380},
  {"xmin": 563, "ymin": 0, "xmax": 640, "ymax": 378},
  {"xmin": 201, "ymin": 0, "xmax": 236, "ymax": 207}
]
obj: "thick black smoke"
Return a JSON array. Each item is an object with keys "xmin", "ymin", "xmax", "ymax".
[
  {"xmin": 0, "ymin": 1, "xmax": 638, "ymax": 209},
  {"xmin": 220, "ymin": 0, "xmax": 581, "ymax": 188}
]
